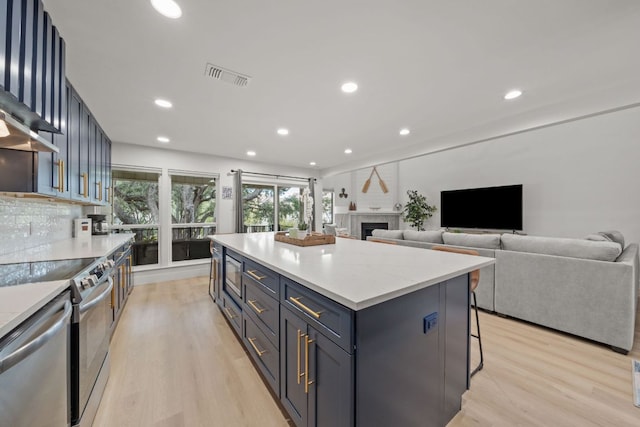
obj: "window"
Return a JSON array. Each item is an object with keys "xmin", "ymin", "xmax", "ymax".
[
  {"xmin": 170, "ymin": 173, "xmax": 217, "ymax": 261},
  {"xmin": 322, "ymin": 190, "xmax": 334, "ymax": 224},
  {"xmin": 278, "ymin": 186, "xmax": 303, "ymax": 230},
  {"xmin": 242, "ymin": 184, "xmax": 275, "ymax": 232},
  {"xmin": 111, "ymin": 169, "xmax": 160, "ymax": 266},
  {"xmin": 242, "ymin": 183, "xmax": 309, "ymax": 232}
]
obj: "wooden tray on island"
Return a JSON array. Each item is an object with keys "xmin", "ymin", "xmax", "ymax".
[{"xmin": 274, "ymin": 231, "xmax": 335, "ymax": 246}]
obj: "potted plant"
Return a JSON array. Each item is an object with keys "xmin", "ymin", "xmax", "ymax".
[{"xmin": 402, "ymin": 190, "xmax": 437, "ymax": 231}]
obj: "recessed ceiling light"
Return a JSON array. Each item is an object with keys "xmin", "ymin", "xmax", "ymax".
[
  {"xmin": 157, "ymin": 136, "xmax": 170, "ymax": 143},
  {"xmin": 309, "ymin": 161, "xmax": 316, "ymax": 166},
  {"xmin": 341, "ymin": 82, "xmax": 358, "ymax": 93},
  {"xmin": 277, "ymin": 128, "xmax": 289, "ymax": 136},
  {"xmin": 344, "ymin": 148, "xmax": 353, "ymax": 154},
  {"xmin": 247, "ymin": 150, "xmax": 256, "ymax": 156},
  {"xmin": 399, "ymin": 128, "xmax": 410, "ymax": 136},
  {"xmin": 154, "ymin": 98, "xmax": 173, "ymax": 108},
  {"xmin": 504, "ymin": 89, "xmax": 523, "ymax": 100},
  {"xmin": 150, "ymin": 0, "xmax": 182, "ymax": 19}
]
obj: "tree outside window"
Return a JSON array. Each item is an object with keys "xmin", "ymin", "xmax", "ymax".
[
  {"xmin": 112, "ymin": 170, "xmax": 160, "ymax": 266},
  {"xmin": 170, "ymin": 174, "xmax": 216, "ymax": 261}
]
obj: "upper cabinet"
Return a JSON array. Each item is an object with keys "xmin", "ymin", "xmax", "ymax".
[
  {"xmin": 0, "ymin": 1, "xmax": 112, "ymax": 206},
  {"xmin": 1, "ymin": 0, "xmax": 66, "ymax": 132}
]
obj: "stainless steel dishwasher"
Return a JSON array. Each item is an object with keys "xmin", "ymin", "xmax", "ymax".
[{"xmin": 0, "ymin": 291, "xmax": 72, "ymax": 427}]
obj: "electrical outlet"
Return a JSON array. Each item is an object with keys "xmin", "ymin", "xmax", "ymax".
[{"xmin": 424, "ymin": 312, "xmax": 438, "ymax": 334}]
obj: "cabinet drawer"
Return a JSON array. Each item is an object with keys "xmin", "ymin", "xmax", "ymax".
[
  {"xmin": 221, "ymin": 292, "xmax": 242, "ymax": 337},
  {"xmin": 243, "ymin": 314, "xmax": 280, "ymax": 396},
  {"xmin": 243, "ymin": 277, "xmax": 279, "ymax": 348},
  {"xmin": 281, "ymin": 277, "xmax": 354, "ymax": 353},
  {"xmin": 243, "ymin": 259, "xmax": 279, "ymax": 297}
]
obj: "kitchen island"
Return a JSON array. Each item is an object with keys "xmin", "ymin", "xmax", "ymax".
[{"xmin": 211, "ymin": 232, "xmax": 494, "ymax": 427}]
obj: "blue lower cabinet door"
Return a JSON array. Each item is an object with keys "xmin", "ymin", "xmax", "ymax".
[
  {"xmin": 280, "ymin": 307, "xmax": 308, "ymax": 426},
  {"xmin": 307, "ymin": 328, "xmax": 353, "ymax": 427}
]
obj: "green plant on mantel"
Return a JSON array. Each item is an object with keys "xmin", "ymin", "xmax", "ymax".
[{"xmin": 402, "ymin": 190, "xmax": 437, "ymax": 231}]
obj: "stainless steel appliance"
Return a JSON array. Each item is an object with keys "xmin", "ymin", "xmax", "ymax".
[
  {"xmin": 0, "ymin": 256, "xmax": 115, "ymax": 427},
  {"xmin": 87, "ymin": 214, "xmax": 108, "ymax": 235},
  {"xmin": 224, "ymin": 252, "xmax": 242, "ymax": 301},
  {"xmin": 69, "ymin": 256, "xmax": 115, "ymax": 427},
  {"xmin": 0, "ymin": 291, "xmax": 72, "ymax": 427}
]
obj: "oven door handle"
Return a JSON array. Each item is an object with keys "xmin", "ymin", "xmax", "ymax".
[
  {"xmin": 79, "ymin": 277, "xmax": 114, "ymax": 314},
  {"xmin": 0, "ymin": 300, "xmax": 72, "ymax": 374}
]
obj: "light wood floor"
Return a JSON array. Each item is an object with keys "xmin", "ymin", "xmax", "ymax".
[{"xmin": 94, "ymin": 278, "xmax": 640, "ymax": 427}]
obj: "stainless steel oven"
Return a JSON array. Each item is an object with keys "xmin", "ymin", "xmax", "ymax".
[
  {"xmin": 224, "ymin": 252, "xmax": 242, "ymax": 301},
  {"xmin": 70, "ymin": 256, "xmax": 115, "ymax": 427}
]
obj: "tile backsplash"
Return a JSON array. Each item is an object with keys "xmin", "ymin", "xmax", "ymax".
[{"xmin": 0, "ymin": 196, "xmax": 82, "ymax": 256}]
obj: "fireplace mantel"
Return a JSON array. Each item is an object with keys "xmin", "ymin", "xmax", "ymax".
[{"xmin": 336, "ymin": 211, "xmax": 401, "ymax": 239}]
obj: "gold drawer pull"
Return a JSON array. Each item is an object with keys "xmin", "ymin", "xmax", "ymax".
[
  {"xmin": 54, "ymin": 160, "xmax": 63, "ymax": 191},
  {"xmin": 224, "ymin": 307, "xmax": 236, "ymax": 319},
  {"xmin": 304, "ymin": 334, "xmax": 314, "ymax": 394},
  {"xmin": 247, "ymin": 299, "xmax": 266, "ymax": 314},
  {"xmin": 247, "ymin": 270, "xmax": 267, "ymax": 281},
  {"xmin": 248, "ymin": 337, "xmax": 266, "ymax": 357},
  {"xmin": 81, "ymin": 172, "xmax": 88, "ymax": 198},
  {"xmin": 297, "ymin": 330, "xmax": 304, "ymax": 384},
  {"xmin": 289, "ymin": 297, "xmax": 323, "ymax": 319}
]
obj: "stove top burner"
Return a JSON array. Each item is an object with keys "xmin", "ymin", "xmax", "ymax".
[{"xmin": 0, "ymin": 258, "xmax": 98, "ymax": 287}]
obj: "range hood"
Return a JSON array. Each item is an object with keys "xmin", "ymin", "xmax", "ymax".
[{"xmin": 0, "ymin": 110, "xmax": 59, "ymax": 153}]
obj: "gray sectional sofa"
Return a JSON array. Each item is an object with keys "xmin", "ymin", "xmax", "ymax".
[{"xmin": 368, "ymin": 229, "xmax": 639, "ymax": 353}]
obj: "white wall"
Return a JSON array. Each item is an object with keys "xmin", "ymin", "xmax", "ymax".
[
  {"xmin": 397, "ymin": 105, "xmax": 640, "ymax": 244},
  {"xmin": 323, "ymin": 163, "xmax": 399, "ymax": 213}
]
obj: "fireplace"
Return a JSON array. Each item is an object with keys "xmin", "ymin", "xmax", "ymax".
[{"xmin": 361, "ymin": 222, "xmax": 388, "ymax": 240}]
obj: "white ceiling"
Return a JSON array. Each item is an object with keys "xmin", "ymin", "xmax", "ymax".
[{"xmin": 43, "ymin": 0, "xmax": 640, "ymax": 176}]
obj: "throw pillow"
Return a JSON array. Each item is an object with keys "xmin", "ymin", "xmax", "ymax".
[
  {"xmin": 598, "ymin": 230, "xmax": 625, "ymax": 249},
  {"xmin": 584, "ymin": 233, "xmax": 610, "ymax": 242}
]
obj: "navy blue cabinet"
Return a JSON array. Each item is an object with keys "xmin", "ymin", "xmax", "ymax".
[
  {"xmin": 1, "ymin": 0, "xmax": 65, "ymax": 132},
  {"xmin": 281, "ymin": 306, "xmax": 353, "ymax": 427}
]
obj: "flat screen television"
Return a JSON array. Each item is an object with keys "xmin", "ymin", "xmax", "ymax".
[{"xmin": 441, "ymin": 184, "xmax": 523, "ymax": 230}]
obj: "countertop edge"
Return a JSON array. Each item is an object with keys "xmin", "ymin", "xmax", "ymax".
[
  {"xmin": 212, "ymin": 234, "xmax": 495, "ymax": 311},
  {"xmin": 0, "ymin": 281, "xmax": 70, "ymax": 338}
]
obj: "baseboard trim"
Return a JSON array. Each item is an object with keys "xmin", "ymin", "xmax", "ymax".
[{"xmin": 133, "ymin": 263, "xmax": 209, "ymax": 285}]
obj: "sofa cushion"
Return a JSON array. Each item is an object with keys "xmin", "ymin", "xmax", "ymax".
[
  {"xmin": 501, "ymin": 234, "xmax": 622, "ymax": 261},
  {"xmin": 403, "ymin": 230, "xmax": 443, "ymax": 243},
  {"xmin": 584, "ymin": 233, "xmax": 610, "ymax": 242},
  {"xmin": 598, "ymin": 230, "xmax": 625, "ymax": 249},
  {"xmin": 371, "ymin": 229, "xmax": 404, "ymax": 239},
  {"xmin": 442, "ymin": 232, "xmax": 501, "ymax": 249}
]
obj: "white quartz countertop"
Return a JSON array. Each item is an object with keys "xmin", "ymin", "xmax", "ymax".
[
  {"xmin": 0, "ymin": 233, "xmax": 134, "ymax": 339},
  {"xmin": 0, "ymin": 233, "xmax": 134, "ymax": 264},
  {"xmin": 0, "ymin": 280, "xmax": 70, "ymax": 338},
  {"xmin": 211, "ymin": 232, "xmax": 495, "ymax": 310}
]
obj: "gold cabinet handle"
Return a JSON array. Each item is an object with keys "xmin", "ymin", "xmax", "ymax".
[
  {"xmin": 120, "ymin": 265, "xmax": 125, "ymax": 288},
  {"xmin": 224, "ymin": 307, "xmax": 236, "ymax": 319},
  {"xmin": 110, "ymin": 285, "xmax": 115, "ymax": 308},
  {"xmin": 289, "ymin": 296, "xmax": 323, "ymax": 319},
  {"xmin": 81, "ymin": 172, "xmax": 88, "ymax": 197},
  {"xmin": 247, "ymin": 299, "xmax": 265, "ymax": 314},
  {"xmin": 297, "ymin": 330, "xmax": 304, "ymax": 384},
  {"xmin": 248, "ymin": 337, "xmax": 267, "ymax": 357},
  {"xmin": 304, "ymin": 334, "xmax": 315, "ymax": 394},
  {"xmin": 96, "ymin": 181, "xmax": 102, "ymax": 201},
  {"xmin": 54, "ymin": 160, "xmax": 63, "ymax": 190},
  {"xmin": 247, "ymin": 270, "xmax": 267, "ymax": 281},
  {"xmin": 128, "ymin": 255, "xmax": 132, "ymax": 275}
]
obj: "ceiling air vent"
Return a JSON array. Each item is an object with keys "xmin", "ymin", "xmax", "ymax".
[{"xmin": 204, "ymin": 63, "xmax": 251, "ymax": 87}]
